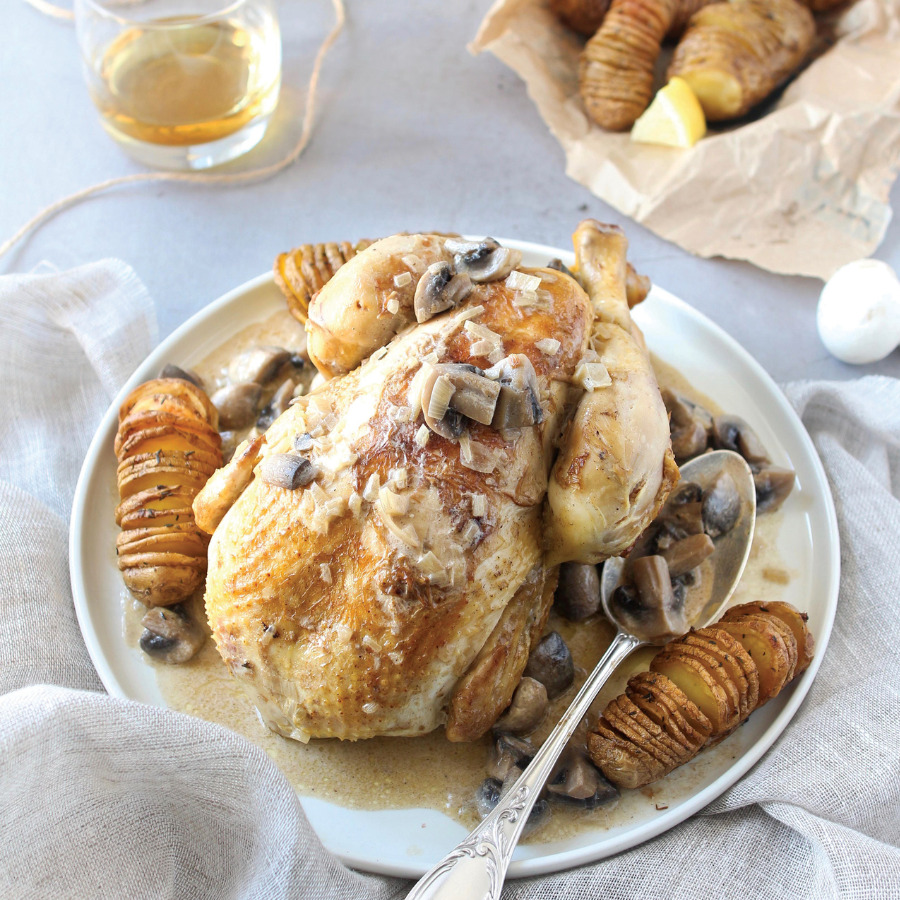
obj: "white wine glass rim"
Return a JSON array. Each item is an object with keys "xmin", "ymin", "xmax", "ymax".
[{"xmin": 76, "ymin": 0, "xmax": 250, "ymax": 29}]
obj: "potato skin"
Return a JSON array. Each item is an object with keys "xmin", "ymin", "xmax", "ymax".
[
  {"xmin": 578, "ymin": 0, "xmax": 716, "ymax": 131},
  {"xmin": 668, "ymin": 0, "xmax": 816, "ymax": 121},
  {"xmin": 549, "ymin": 0, "xmax": 611, "ymax": 36}
]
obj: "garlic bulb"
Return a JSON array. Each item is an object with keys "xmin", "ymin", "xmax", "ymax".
[{"xmin": 817, "ymin": 260, "xmax": 900, "ymax": 365}]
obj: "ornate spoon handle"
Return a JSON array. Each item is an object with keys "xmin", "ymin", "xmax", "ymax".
[{"xmin": 406, "ymin": 630, "xmax": 643, "ymax": 900}]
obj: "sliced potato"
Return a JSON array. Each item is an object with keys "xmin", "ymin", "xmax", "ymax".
[
  {"xmin": 116, "ymin": 449, "xmax": 222, "ymax": 477},
  {"xmin": 650, "ymin": 650, "xmax": 732, "ymax": 736},
  {"xmin": 738, "ymin": 613, "xmax": 798, "ymax": 683},
  {"xmin": 116, "ymin": 528, "xmax": 208, "ymax": 558},
  {"xmin": 603, "ymin": 699, "xmax": 680, "ymax": 770},
  {"xmin": 119, "ymin": 377, "xmax": 217, "ymax": 426},
  {"xmin": 117, "ymin": 464, "xmax": 217, "ymax": 500},
  {"xmin": 117, "ymin": 425, "xmax": 222, "ymax": 460},
  {"xmin": 715, "ymin": 618, "xmax": 792, "ymax": 704},
  {"xmin": 116, "ymin": 551, "xmax": 207, "ymax": 572},
  {"xmin": 684, "ymin": 627, "xmax": 759, "ymax": 717},
  {"xmin": 118, "ymin": 505, "xmax": 198, "ymax": 531},
  {"xmin": 588, "ymin": 720, "xmax": 667, "ymax": 789},
  {"xmin": 115, "ymin": 411, "xmax": 219, "ymax": 456},
  {"xmin": 115, "ymin": 487, "xmax": 201, "ymax": 525},
  {"xmin": 723, "ymin": 601, "xmax": 814, "ymax": 677},
  {"xmin": 121, "ymin": 564, "xmax": 204, "ymax": 607},
  {"xmin": 667, "ymin": 641, "xmax": 742, "ymax": 732},
  {"xmin": 626, "ymin": 674, "xmax": 709, "ymax": 754},
  {"xmin": 612, "ymin": 695, "xmax": 696, "ymax": 766}
]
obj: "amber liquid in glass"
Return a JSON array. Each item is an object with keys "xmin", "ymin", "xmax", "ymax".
[{"xmin": 93, "ymin": 18, "xmax": 280, "ymax": 147}]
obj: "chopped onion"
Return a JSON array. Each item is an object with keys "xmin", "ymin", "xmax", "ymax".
[
  {"xmin": 459, "ymin": 432, "xmax": 496, "ymax": 474},
  {"xmin": 376, "ymin": 499, "xmax": 421, "ymax": 548},
  {"xmin": 464, "ymin": 320, "xmax": 503, "ymax": 346},
  {"xmin": 386, "ymin": 295, "xmax": 400, "ymax": 315},
  {"xmin": 536, "ymin": 338, "xmax": 561, "ymax": 356},
  {"xmin": 415, "ymin": 424, "xmax": 430, "ymax": 447},
  {"xmin": 488, "ymin": 347, "xmax": 505, "ymax": 365},
  {"xmin": 469, "ymin": 339, "xmax": 495, "ymax": 357},
  {"xmin": 362, "ymin": 702, "xmax": 378, "ymax": 715},
  {"xmin": 407, "ymin": 361, "xmax": 434, "ymax": 417},
  {"xmin": 320, "ymin": 563, "xmax": 332, "ymax": 584},
  {"xmin": 452, "ymin": 304, "xmax": 485, "ymax": 325},
  {"xmin": 461, "ymin": 520, "xmax": 482, "ymax": 545},
  {"xmin": 348, "ymin": 491, "xmax": 363, "ymax": 517},
  {"xmin": 426, "ymin": 374, "xmax": 456, "ymax": 422},
  {"xmin": 422, "ymin": 351, "xmax": 439, "ymax": 366},
  {"xmin": 401, "ymin": 254, "xmax": 420, "ymax": 269},
  {"xmin": 471, "ymin": 493, "xmax": 487, "ymax": 517},
  {"xmin": 393, "ymin": 271, "xmax": 412, "ymax": 288},
  {"xmin": 324, "ymin": 497, "xmax": 346, "ymax": 517},
  {"xmin": 362, "ymin": 473, "xmax": 381, "ymax": 502},
  {"xmin": 505, "ymin": 270, "xmax": 542, "ymax": 292},
  {"xmin": 575, "ymin": 360, "xmax": 612, "ymax": 391},
  {"xmin": 379, "ymin": 486, "xmax": 409, "ymax": 516},
  {"xmin": 513, "ymin": 290, "xmax": 538, "ymax": 308},
  {"xmin": 389, "ymin": 467, "xmax": 408, "ymax": 489}
]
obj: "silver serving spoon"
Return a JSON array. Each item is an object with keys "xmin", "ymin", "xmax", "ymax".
[{"xmin": 406, "ymin": 450, "xmax": 756, "ymax": 900}]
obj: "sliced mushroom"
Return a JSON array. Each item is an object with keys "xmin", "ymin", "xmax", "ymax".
[
  {"xmin": 711, "ymin": 415, "xmax": 770, "ymax": 466},
  {"xmin": 413, "ymin": 261, "xmax": 473, "ymax": 323},
  {"xmin": 227, "ymin": 346, "xmax": 292, "ymax": 386},
  {"xmin": 158, "ymin": 363, "xmax": 203, "ymax": 388},
  {"xmin": 487, "ymin": 354, "xmax": 543, "ymax": 429},
  {"xmin": 433, "ymin": 363, "xmax": 501, "ymax": 426},
  {"xmin": 702, "ymin": 471, "xmax": 741, "ymax": 537},
  {"xmin": 256, "ymin": 378, "xmax": 296, "ymax": 430},
  {"xmin": 419, "ymin": 365, "xmax": 466, "ymax": 440},
  {"xmin": 660, "ymin": 533, "xmax": 715, "ymax": 578},
  {"xmin": 293, "ymin": 432, "xmax": 314, "ymax": 452},
  {"xmin": 260, "ymin": 453, "xmax": 317, "ymax": 490},
  {"xmin": 754, "ymin": 466, "xmax": 795, "ymax": 512},
  {"xmin": 445, "ymin": 237, "xmax": 520, "ymax": 283},
  {"xmin": 662, "ymin": 390, "xmax": 710, "ymax": 462},
  {"xmin": 524, "ymin": 631, "xmax": 574, "ymax": 699},
  {"xmin": 475, "ymin": 777, "xmax": 503, "ymax": 818},
  {"xmin": 493, "ymin": 677, "xmax": 549, "ymax": 735},
  {"xmin": 547, "ymin": 747, "xmax": 619, "ymax": 807},
  {"xmin": 487, "ymin": 733, "xmax": 536, "ymax": 782},
  {"xmin": 212, "ymin": 382, "xmax": 263, "ymax": 430},
  {"xmin": 139, "ymin": 605, "xmax": 204, "ymax": 664},
  {"xmin": 555, "ymin": 562, "xmax": 602, "ymax": 621},
  {"xmin": 612, "ymin": 555, "xmax": 688, "ymax": 642}
]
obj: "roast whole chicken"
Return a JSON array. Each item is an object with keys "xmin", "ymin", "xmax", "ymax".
[{"xmin": 194, "ymin": 221, "xmax": 677, "ymax": 743}]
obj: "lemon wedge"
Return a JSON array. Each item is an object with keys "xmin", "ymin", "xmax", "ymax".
[{"xmin": 631, "ymin": 77, "xmax": 707, "ymax": 149}]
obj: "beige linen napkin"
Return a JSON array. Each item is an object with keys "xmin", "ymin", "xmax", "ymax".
[{"xmin": 1, "ymin": 263, "xmax": 898, "ymax": 898}]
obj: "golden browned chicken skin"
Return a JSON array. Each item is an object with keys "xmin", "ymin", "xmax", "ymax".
[{"xmin": 195, "ymin": 222, "xmax": 675, "ymax": 743}]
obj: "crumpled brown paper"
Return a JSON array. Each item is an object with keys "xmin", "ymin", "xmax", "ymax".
[{"xmin": 472, "ymin": 0, "xmax": 900, "ymax": 279}]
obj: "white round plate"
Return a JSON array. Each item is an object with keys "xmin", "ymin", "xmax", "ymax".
[{"xmin": 70, "ymin": 238, "xmax": 839, "ymax": 879}]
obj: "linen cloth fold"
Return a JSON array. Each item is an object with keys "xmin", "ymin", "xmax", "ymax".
[{"xmin": 1, "ymin": 263, "xmax": 898, "ymax": 899}]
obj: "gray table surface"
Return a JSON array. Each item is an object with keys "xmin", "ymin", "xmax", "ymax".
[{"xmin": 3, "ymin": 0, "xmax": 899, "ymax": 384}]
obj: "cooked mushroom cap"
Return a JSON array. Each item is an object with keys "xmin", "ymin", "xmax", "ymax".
[
  {"xmin": 524, "ymin": 632, "xmax": 574, "ymax": 699},
  {"xmin": 487, "ymin": 733, "xmax": 536, "ymax": 782},
  {"xmin": 212, "ymin": 383, "xmax": 263, "ymax": 430},
  {"xmin": 158, "ymin": 364, "xmax": 203, "ymax": 389},
  {"xmin": 227, "ymin": 346, "xmax": 293, "ymax": 386},
  {"xmin": 487, "ymin": 354, "xmax": 543, "ymax": 429},
  {"xmin": 261, "ymin": 453, "xmax": 317, "ymax": 490},
  {"xmin": 493, "ymin": 676, "xmax": 548, "ymax": 735},
  {"xmin": 711, "ymin": 415, "xmax": 770, "ymax": 466},
  {"xmin": 754, "ymin": 466, "xmax": 795, "ymax": 512},
  {"xmin": 555, "ymin": 562, "xmax": 601, "ymax": 621},
  {"xmin": 701, "ymin": 472, "xmax": 741, "ymax": 537},
  {"xmin": 413, "ymin": 262, "xmax": 473, "ymax": 323},
  {"xmin": 547, "ymin": 747, "xmax": 620, "ymax": 807},
  {"xmin": 445, "ymin": 238, "xmax": 521, "ymax": 283},
  {"xmin": 139, "ymin": 605, "xmax": 205, "ymax": 664}
]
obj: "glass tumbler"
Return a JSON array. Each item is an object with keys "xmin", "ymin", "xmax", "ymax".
[{"xmin": 75, "ymin": 0, "xmax": 282, "ymax": 170}]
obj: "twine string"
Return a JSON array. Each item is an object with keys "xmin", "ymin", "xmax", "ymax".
[{"xmin": 3, "ymin": 0, "xmax": 347, "ymax": 261}]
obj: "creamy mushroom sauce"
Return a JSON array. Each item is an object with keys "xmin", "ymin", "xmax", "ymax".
[{"xmin": 122, "ymin": 312, "xmax": 793, "ymax": 844}]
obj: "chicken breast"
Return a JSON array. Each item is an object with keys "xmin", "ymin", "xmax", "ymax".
[{"xmin": 199, "ymin": 266, "xmax": 592, "ymax": 741}]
